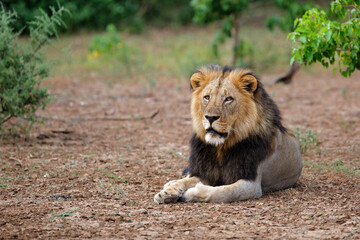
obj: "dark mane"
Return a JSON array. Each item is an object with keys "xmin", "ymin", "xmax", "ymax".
[
  {"xmin": 188, "ymin": 132, "xmax": 272, "ymax": 186},
  {"xmin": 255, "ymin": 80, "xmax": 287, "ymax": 133},
  {"xmin": 188, "ymin": 66, "xmax": 286, "ymax": 185}
]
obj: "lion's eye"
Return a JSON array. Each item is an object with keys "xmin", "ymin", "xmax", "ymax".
[
  {"xmin": 203, "ymin": 95, "xmax": 210, "ymax": 101},
  {"xmin": 225, "ymin": 96, "xmax": 234, "ymax": 102}
]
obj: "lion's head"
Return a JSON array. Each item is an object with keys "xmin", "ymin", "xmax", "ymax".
[{"xmin": 190, "ymin": 65, "xmax": 281, "ymax": 148}]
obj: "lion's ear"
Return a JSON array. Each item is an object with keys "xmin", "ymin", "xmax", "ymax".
[
  {"xmin": 240, "ymin": 74, "xmax": 258, "ymax": 93},
  {"xmin": 190, "ymin": 72, "xmax": 205, "ymax": 90}
]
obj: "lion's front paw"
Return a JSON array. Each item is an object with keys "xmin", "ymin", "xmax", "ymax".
[
  {"xmin": 182, "ymin": 185, "xmax": 211, "ymax": 203},
  {"xmin": 154, "ymin": 182, "xmax": 185, "ymax": 204}
]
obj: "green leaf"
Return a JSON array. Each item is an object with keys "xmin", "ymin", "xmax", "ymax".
[
  {"xmin": 289, "ymin": 0, "xmax": 360, "ymax": 78},
  {"xmin": 306, "ymin": 49, "xmax": 314, "ymax": 63},
  {"xmin": 290, "ymin": 54, "xmax": 296, "ymax": 66},
  {"xmin": 298, "ymin": 36, "xmax": 307, "ymax": 44},
  {"xmin": 325, "ymin": 30, "xmax": 332, "ymax": 41},
  {"xmin": 341, "ymin": 70, "xmax": 348, "ymax": 77}
]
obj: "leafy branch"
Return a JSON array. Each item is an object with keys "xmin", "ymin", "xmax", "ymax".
[
  {"xmin": 288, "ymin": 0, "xmax": 360, "ymax": 77},
  {"xmin": 27, "ymin": 4, "xmax": 70, "ymax": 62},
  {"xmin": 190, "ymin": 0, "xmax": 313, "ymax": 67}
]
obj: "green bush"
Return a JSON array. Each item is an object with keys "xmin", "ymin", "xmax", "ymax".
[
  {"xmin": 289, "ymin": 0, "xmax": 360, "ymax": 77},
  {"xmin": 89, "ymin": 25, "xmax": 124, "ymax": 55},
  {"xmin": 1, "ymin": 0, "xmax": 193, "ymax": 33},
  {"xmin": 294, "ymin": 128, "xmax": 319, "ymax": 154},
  {"xmin": 0, "ymin": 0, "xmax": 132, "ymax": 32},
  {"xmin": 0, "ymin": 4, "xmax": 69, "ymax": 132},
  {"xmin": 86, "ymin": 24, "xmax": 137, "ymax": 74}
]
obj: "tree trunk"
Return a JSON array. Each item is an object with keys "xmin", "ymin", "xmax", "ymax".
[{"xmin": 231, "ymin": 14, "xmax": 240, "ymax": 66}]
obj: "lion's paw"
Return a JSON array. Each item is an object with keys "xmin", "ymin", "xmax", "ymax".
[
  {"xmin": 163, "ymin": 180, "xmax": 176, "ymax": 189},
  {"xmin": 181, "ymin": 185, "xmax": 211, "ymax": 202},
  {"xmin": 154, "ymin": 183, "xmax": 185, "ymax": 204}
]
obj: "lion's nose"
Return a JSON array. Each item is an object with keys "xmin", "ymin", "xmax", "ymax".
[{"xmin": 205, "ymin": 115, "xmax": 220, "ymax": 125}]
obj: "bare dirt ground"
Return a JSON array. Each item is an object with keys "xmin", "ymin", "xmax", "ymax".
[{"xmin": 1, "ymin": 70, "xmax": 360, "ymax": 239}]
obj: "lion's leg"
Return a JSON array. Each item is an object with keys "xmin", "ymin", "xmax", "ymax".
[
  {"xmin": 183, "ymin": 162, "xmax": 264, "ymax": 203},
  {"xmin": 182, "ymin": 179, "xmax": 262, "ymax": 203},
  {"xmin": 154, "ymin": 176, "xmax": 201, "ymax": 204}
]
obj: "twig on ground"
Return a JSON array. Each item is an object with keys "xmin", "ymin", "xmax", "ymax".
[
  {"xmin": 167, "ymin": 116, "xmax": 191, "ymax": 120},
  {"xmin": 36, "ymin": 110, "xmax": 159, "ymax": 122},
  {"xmin": 9, "ymin": 157, "xmax": 23, "ymax": 166},
  {"xmin": 1, "ymin": 114, "xmax": 14, "ymax": 126}
]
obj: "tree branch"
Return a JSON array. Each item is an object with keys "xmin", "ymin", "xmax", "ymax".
[
  {"xmin": 138, "ymin": 0, "xmax": 150, "ymax": 18},
  {"xmin": 26, "ymin": 39, "xmax": 48, "ymax": 62},
  {"xmin": 1, "ymin": 114, "xmax": 14, "ymax": 126},
  {"xmin": 231, "ymin": 14, "xmax": 240, "ymax": 66},
  {"xmin": 249, "ymin": 1, "xmax": 273, "ymax": 9},
  {"xmin": 35, "ymin": 110, "xmax": 160, "ymax": 122},
  {"xmin": 0, "ymin": 49, "xmax": 5, "ymax": 60}
]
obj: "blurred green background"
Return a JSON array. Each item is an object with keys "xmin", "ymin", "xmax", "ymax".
[
  {"xmin": 1, "ymin": 0, "xmax": 330, "ymax": 83},
  {"xmin": 2, "ymin": 0, "xmax": 194, "ymax": 33}
]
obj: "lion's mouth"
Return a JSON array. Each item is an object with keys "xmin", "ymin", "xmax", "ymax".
[{"xmin": 206, "ymin": 128, "xmax": 228, "ymax": 138}]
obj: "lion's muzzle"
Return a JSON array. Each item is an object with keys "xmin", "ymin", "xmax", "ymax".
[
  {"xmin": 205, "ymin": 115, "xmax": 220, "ymax": 125},
  {"xmin": 206, "ymin": 128, "xmax": 228, "ymax": 138},
  {"xmin": 204, "ymin": 127, "xmax": 228, "ymax": 146}
]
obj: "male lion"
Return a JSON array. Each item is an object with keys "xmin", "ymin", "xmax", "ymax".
[{"xmin": 154, "ymin": 65, "xmax": 302, "ymax": 203}]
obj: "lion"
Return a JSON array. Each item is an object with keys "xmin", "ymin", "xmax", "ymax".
[{"xmin": 154, "ymin": 65, "xmax": 302, "ymax": 203}]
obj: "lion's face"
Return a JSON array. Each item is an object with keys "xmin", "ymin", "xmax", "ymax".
[{"xmin": 190, "ymin": 66, "xmax": 260, "ymax": 147}]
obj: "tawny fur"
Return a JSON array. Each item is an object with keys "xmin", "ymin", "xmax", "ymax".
[{"xmin": 154, "ymin": 65, "xmax": 302, "ymax": 204}]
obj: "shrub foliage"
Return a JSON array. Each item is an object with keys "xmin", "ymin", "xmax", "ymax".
[
  {"xmin": 0, "ymin": 4, "xmax": 69, "ymax": 131},
  {"xmin": 289, "ymin": 0, "xmax": 360, "ymax": 77},
  {"xmin": 1, "ymin": 0, "xmax": 193, "ymax": 33},
  {"xmin": 190, "ymin": 0, "xmax": 313, "ymax": 66}
]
